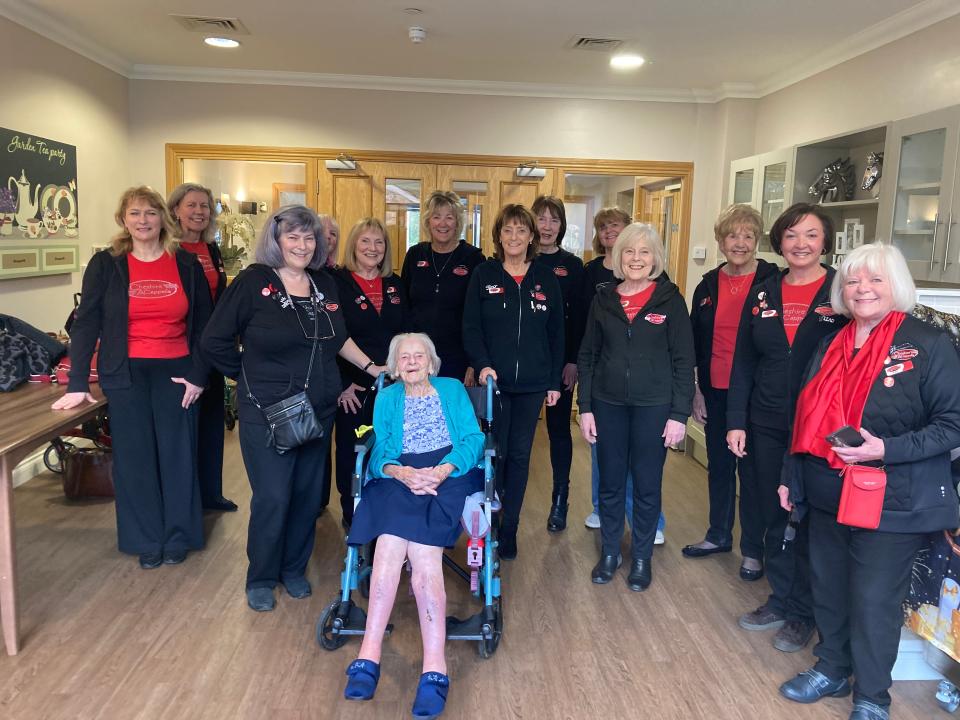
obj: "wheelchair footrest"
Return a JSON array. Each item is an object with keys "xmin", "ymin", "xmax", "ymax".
[
  {"xmin": 331, "ymin": 603, "xmax": 394, "ymax": 638},
  {"xmin": 445, "ymin": 612, "xmax": 488, "ymax": 641}
]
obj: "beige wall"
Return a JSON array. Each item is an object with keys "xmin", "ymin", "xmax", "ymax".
[
  {"xmin": 754, "ymin": 13, "xmax": 960, "ymax": 153},
  {"xmin": 0, "ymin": 17, "xmax": 129, "ymax": 331}
]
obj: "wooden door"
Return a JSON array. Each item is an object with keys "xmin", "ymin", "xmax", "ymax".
[{"xmin": 318, "ymin": 161, "xmax": 437, "ymax": 267}]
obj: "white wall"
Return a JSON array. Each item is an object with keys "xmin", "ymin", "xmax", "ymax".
[{"xmin": 0, "ymin": 17, "xmax": 129, "ymax": 331}]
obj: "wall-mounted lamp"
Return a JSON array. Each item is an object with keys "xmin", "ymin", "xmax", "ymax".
[
  {"xmin": 325, "ymin": 154, "xmax": 358, "ymax": 171},
  {"xmin": 516, "ymin": 162, "xmax": 546, "ymax": 179}
]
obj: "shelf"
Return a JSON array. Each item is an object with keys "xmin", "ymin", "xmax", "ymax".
[
  {"xmin": 818, "ymin": 198, "xmax": 880, "ymax": 209},
  {"xmin": 898, "ymin": 182, "xmax": 941, "ymax": 192},
  {"xmin": 764, "ymin": 198, "xmax": 784, "ymax": 204},
  {"xmin": 893, "ymin": 229, "xmax": 935, "ymax": 236}
]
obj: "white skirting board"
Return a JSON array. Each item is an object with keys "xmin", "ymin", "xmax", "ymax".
[
  {"xmin": 892, "ymin": 627, "xmax": 947, "ymax": 681},
  {"xmin": 11, "ymin": 437, "xmax": 95, "ymax": 488}
]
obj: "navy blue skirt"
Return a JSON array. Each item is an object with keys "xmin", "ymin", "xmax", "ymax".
[{"xmin": 348, "ymin": 446, "xmax": 483, "ymax": 548}]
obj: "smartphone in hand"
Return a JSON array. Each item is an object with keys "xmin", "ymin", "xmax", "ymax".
[{"xmin": 826, "ymin": 425, "xmax": 865, "ymax": 448}]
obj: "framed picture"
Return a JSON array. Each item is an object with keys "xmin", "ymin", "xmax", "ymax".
[
  {"xmin": 272, "ymin": 183, "xmax": 306, "ymax": 211},
  {"xmin": 843, "ymin": 218, "xmax": 860, "ymax": 250},
  {"xmin": 835, "ymin": 231, "xmax": 847, "ymax": 253},
  {"xmin": 852, "ymin": 223, "xmax": 865, "ymax": 248}
]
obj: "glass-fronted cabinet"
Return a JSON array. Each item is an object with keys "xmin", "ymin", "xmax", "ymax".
[
  {"xmin": 727, "ymin": 148, "xmax": 794, "ymax": 260},
  {"xmin": 878, "ymin": 107, "xmax": 960, "ymax": 283}
]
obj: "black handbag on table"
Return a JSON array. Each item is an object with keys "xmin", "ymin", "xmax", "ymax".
[{"xmin": 241, "ymin": 275, "xmax": 325, "ymax": 454}]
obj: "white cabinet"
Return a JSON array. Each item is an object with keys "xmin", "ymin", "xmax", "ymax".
[
  {"xmin": 727, "ymin": 148, "xmax": 795, "ymax": 261},
  {"xmin": 878, "ymin": 107, "xmax": 960, "ymax": 284}
]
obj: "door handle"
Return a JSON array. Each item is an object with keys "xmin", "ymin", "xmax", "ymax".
[
  {"xmin": 930, "ymin": 212, "xmax": 941, "ymax": 274},
  {"xmin": 944, "ymin": 212, "xmax": 957, "ymax": 267}
]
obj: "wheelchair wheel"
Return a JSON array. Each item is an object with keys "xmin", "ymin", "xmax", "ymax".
[
  {"xmin": 44, "ymin": 440, "xmax": 73, "ymax": 474},
  {"xmin": 478, "ymin": 596, "xmax": 503, "ymax": 659},
  {"xmin": 317, "ymin": 600, "xmax": 349, "ymax": 651}
]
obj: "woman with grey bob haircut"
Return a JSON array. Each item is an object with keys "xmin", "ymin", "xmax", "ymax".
[
  {"xmin": 610, "ymin": 222, "xmax": 666, "ymax": 281},
  {"xmin": 830, "ymin": 242, "xmax": 916, "ymax": 317},
  {"xmin": 386, "ymin": 332, "xmax": 442, "ymax": 378},
  {"xmin": 255, "ymin": 205, "xmax": 328, "ymax": 270}
]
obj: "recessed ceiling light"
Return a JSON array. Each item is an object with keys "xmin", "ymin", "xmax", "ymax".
[
  {"xmin": 204, "ymin": 37, "xmax": 240, "ymax": 48},
  {"xmin": 610, "ymin": 54, "xmax": 645, "ymax": 70}
]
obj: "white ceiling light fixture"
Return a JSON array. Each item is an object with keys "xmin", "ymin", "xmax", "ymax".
[
  {"xmin": 204, "ymin": 37, "xmax": 240, "ymax": 49},
  {"xmin": 610, "ymin": 53, "xmax": 645, "ymax": 70}
]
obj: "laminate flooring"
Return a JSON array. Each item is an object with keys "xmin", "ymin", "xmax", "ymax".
[{"xmin": 0, "ymin": 424, "xmax": 943, "ymax": 719}]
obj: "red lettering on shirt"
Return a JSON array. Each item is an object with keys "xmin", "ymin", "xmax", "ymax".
[
  {"xmin": 127, "ymin": 252, "xmax": 188, "ymax": 359},
  {"xmin": 781, "ymin": 275, "xmax": 826, "ymax": 346}
]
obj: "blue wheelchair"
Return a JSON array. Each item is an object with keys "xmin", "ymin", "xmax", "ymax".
[{"xmin": 316, "ymin": 375, "xmax": 504, "ymax": 658}]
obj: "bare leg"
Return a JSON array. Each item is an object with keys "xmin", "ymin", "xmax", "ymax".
[
  {"xmin": 357, "ymin": 534, "xmax": 408, "ymax": 663},
  {"xmin": 407, "ymin": 541, "xmax": 447, "ymax": 674}
]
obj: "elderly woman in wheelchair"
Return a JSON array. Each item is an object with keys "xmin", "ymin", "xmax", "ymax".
[{"xmin": 343, "ymin": 332, "xmax": 484, "ymax": 718}]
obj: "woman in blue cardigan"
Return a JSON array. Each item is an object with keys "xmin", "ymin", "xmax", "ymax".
[{"xmin": 343, "ymin": 332, "xmax": 483, "ymax": 719}]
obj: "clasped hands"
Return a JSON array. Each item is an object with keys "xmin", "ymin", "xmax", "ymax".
[{"xmin": 386, "ymin": 462, "xmax": 456, "ymax": 496}]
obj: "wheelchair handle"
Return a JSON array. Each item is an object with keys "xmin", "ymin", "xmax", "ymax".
[{"xmin": 485, "ymin": 375, "xmax": 497, "ymax": 423}]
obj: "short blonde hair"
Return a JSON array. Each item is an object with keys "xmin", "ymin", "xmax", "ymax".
[
  {"xmin": 611, "ymin": 223, "xmax": 665, "ymax": 281},
  {"xmin": 386, "ymin": 333, "xmax": 441, "ymax": 378},
  {"xmin": 592, "ymin": 207, "xmax": 631, "ymax": 255},
  {"xmin": 167, "ymin": 183, "xmax": 217, "ymax": 243},
  {"xmin": 421, "ymin": 191, "xmax": 465, "ymax": 242},
  {"xmin": 112, "ymin": 186, "xmax": 177, "ymax": 256},
  {"xmin": 714, "ymin": 204, "xmax": 763, "ymax": 244},
  {"xmin": 341, "ymin": 217, "xmax": 393, "ymax": 278},
  {"xmin": 830, "ymin": 242, "xmax": 916, "ymax": 317}
]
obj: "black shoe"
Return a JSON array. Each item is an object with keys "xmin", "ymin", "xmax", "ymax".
[
  {"xmin": 499, "ymin": 529, "xmax": 517, "ymax": 560},
  {"xmin": 626, "ymin": 558, "xmax": 652, "ymax": 591},
  {"xmin": 779, "ymin": 669, "xmax": 851, "ymax": 704},
  {"xmin": 138, "ymin": 552, "xmax": 162, "ymax": 569},
  {"xmin": 774, "ymin": 619, "xmax": 817, "ymax": 652},
  {"xmin": 681, "ymin": 542, "xmax": 732, "ymax": 558},
  {"xmin": 163, "ymin": 549, "xmax": 187, "ymax": 565},
  {"xmin": 849, "ymin": 700, "xmax": 889, "ymax": 720},
  {"xmin": 591, "ymin": 554, "xmax": 622, "ymax": 584},
  {"xmin": 203, "ymin": 496, "xmax": 238, "ymax": 512},
  {"xmin": 739, "ymin": 564, "xmax": 764, "ymax": 581},
  {"xmin": 546, "ymin": 493, "xmax": 568, "ymax": 533}
]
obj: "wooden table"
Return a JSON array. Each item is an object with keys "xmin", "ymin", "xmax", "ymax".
[{"xmin": 0, "ymin": 383, "xmax": 106, "ymax": 655}]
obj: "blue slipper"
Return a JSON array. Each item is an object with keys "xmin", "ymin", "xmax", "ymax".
[
  {"xmin": 412, "ymin": 672, "xmax": 449, "ymax": 719},
  {"xmin": 344, "ymin": 659, "xmax": 380, "ymax": 701}
]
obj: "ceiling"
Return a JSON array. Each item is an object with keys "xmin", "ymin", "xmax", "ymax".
[{"xmin": 3, "ymin": 0, "xmax": 959, "ymax": 101}]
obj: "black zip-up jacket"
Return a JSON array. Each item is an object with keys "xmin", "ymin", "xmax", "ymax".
[
  {"xmin": 726, "ymin": 265, "xmax": 846, "ymax": 432},
  {"xmin": 462, "ymin": 259, "xmax": 564, "ymax": 393},
  {"xmin": 201, "ymin": 264, "xmax": 347, "ymax": 425},
  {"xmin": 535, "ymin": 248, "xmax": 585, "ymax": 365},
  {"xmin": 690, "ymin": 259, "xmax": 779, "ymax": 394},
  {"xmin": 206, "ymin": 240, "xmax": 228, "ymax": 302},
  {"xmin": 577, "ymin": 274, "xmax": 695, "ymax": 422},
  {"xmin": 401, "ymin": 241, "xmax": 484, "ymax": 367},
  {"xmin": 787, "ymin": 315, "xmax": 960, "ymax": 533},
  {"xmin": 331, "ymin": 266, "xmax": 407, "ymax": 389},
  {"xmin": 66, "ymin": 248, "xmax": 212, "ymax": 393}
]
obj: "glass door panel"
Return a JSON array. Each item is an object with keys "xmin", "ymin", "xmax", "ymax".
[
  {"xmin": 733, "ymin": 168, "xmax": 755, "ymax": 204},
  {"xmin": 385, "ymin": 178, "xmax": 422, "ymax": 257},
  {"xmin": 759, "ymin": 162, "xmax": 786, "ymax": 253},
  {"xmin": 451, "ymin": 181, "xmax": 488, "ymax": 250}
]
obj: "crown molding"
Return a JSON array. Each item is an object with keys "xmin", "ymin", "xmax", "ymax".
[
  {"xmin": 758, "ymin": 0, "xmax": 960, "ymax": 96},
  {"xmin": 0, "ymin": 0, "xmax": 132, "ymax": 77}
]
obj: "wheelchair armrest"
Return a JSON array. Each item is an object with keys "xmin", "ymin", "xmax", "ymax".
[{"xmin": 354, "ymin": 429, "xmax": 376, "ymax": 455}]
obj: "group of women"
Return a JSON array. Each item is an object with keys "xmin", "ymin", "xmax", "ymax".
[{"xmin": 52, "ymin": 180, "xmax": 960, "ymax": 720}]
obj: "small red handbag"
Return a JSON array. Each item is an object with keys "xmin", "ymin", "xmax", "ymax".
[{"xmin": 837, "ymin": 464, "xmax": 887, "ymax": 529}]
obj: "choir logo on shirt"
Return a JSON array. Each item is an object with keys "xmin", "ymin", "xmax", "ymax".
[
  {"xmin": 325, "ymin": 303, "xmax": 339, "ymax": 312},
  {"xmin": 885, "ymin": 360, "xmax": 914, "ymax": 376},
  {"xmin": 761, "ymin": 309, "xmax": 778, "ymax": 318},
  {"xmin": 386, "ymin": 285, "xmax": 397, "ymax": 294},
  {"xmin": 889, "ymin": 343, "xmax": 918, "ymax": 361},
  {"xmin": 814, "ymin": 305, "xmax": 835, "ymax": 316},
  {"xmin": 416, "ymin": 260, "xmax": 429, "ymax": 268},
  {"xmin": 128, "ymin": 280, "xmax": 178, "ymax": 299},
  {"xmin": 390, "ymin": 296, "xmax": 401, "ymax": 304},
  {"xmin": 699, "ymin": 296, "xmax": 712, "ymax": 307},
  {"xmin": 453, "ymin": 265, "xmax": 469, "ymax": 276},
  {"xmin": 644, "ymin": 313, "xmax": 666, "ymax": 325},
  {"xmin": 485, "ymin": 284, "xmax": 504, "ymax": 295},
  {"xmin": 554, "ymin": 267, "xmax": 568, "ymax": 277},
  {"xmin": 533, "ymin": 292, "xmax": 546, "ymax": 301}
]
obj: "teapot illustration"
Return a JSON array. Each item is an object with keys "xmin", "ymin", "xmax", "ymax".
[{"xmin": 7, "ymin": 170, "xmax": 41, "ymax": 228}]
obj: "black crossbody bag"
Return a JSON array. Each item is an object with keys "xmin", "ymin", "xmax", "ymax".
[{"xmin": 241, "ymin": 275, "xmax": 324, "ymax": 454}]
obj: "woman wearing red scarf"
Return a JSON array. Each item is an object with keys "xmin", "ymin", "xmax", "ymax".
[{"xmin": 778, "ymin": 244, "xmax": 960, "ymax": 720}]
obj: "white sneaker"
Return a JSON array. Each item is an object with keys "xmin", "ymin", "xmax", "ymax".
[
  {"xmin": 584, "ymin": 512, "xmax": 601, "ymax": 529},
  {"xmin": 655, "ymin": 529, "xmax": 665, "ymax": 545}
]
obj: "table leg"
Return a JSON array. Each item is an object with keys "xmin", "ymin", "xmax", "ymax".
[{"xmin": 0, "ymin": 453, "xmax": 19, "ymax": 655}]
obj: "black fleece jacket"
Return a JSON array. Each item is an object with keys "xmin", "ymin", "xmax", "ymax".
[
  {"xmin": 726, "ymin": 265, "xmax": 846, "ymax": 432},
  {"xmin": 67, "ymin": 248, "xmax": 212, "ymax": 393},
  {"xmin": 577, "ymin": 274, "xmax": 695, "ymax": 422},
  {"xmin": 330, "ymin": 267, "xmax": 407, "ymax": 389},
  {"xmin": 690, "ymin": 259, "xmax": 779, "ymax": 394},
  {"xmin": 534, "ymin": 248, "xmax": 585, "ymax": 365},
  {"xmin": 462, "ymin": 259, "xmax": 564, "ymax": 393}
]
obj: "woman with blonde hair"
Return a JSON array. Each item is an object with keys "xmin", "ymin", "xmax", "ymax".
[{"xmin": 54, "ymin": 186, "xmax": 213, "ymax": 569}]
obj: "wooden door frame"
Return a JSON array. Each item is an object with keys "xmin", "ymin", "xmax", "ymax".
[{"xmin": 166, "ymin": 143, "xmax": 694, "ymax": 291}]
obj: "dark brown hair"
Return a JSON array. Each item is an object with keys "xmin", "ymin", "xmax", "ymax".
[
  {"xmin": 492, "ymin": 204, "xmax": 539, "ymax": 263},
  {"xmin": 769, "ymin": 202, "xmax": 834, "ymax": 256},
  {"xmin": 531, "ymin": 195, "xmax": 567, "ymax": 247}
]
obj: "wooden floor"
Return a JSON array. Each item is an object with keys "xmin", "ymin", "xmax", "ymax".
[{"xmin": 0, "ymin": 424, "xmax": 943, "ymax": 719}]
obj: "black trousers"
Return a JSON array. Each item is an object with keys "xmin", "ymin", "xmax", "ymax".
[
  {"xmin": 196, "ymin": 370, "xmax": 227, "ymax": 506},
  {"xmin": 239, "ymin": 413, "xmax": 335, "ymax": 589},
  {"xmin": 593, "ymin": 399, "xmax": 669, "ymax": 560},
  {"xmin": 702, "ymin": 389, "xmax": 762, "ymax": 554},
  {"xmin": 495, "ymin": 389, "xmax": 545, "ymax": 532},
  {"xmin": 750, "ymin": 422, "xmax": 813, "ymax": 621},
  {"xmin": 808, "ymin": 507, "xmax": 925, "ymax": 707},
  {"xmin": 104, "ymin": 357, "xmax": 203, "ymax": 555},
  {"xmin": 332, "ymin": 388, "xmax": 375, "ymax": 523},
  {"xmin": 544, "ymin": 385, "xmax": 574, "ymax": 497}
]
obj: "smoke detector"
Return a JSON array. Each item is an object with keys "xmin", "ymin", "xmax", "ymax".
[{"xmin": 409, "ymin": 26, "xmax": 426, "ymax": 44}]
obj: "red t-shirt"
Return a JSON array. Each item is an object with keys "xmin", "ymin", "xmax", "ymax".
[
  {"xmin": 618, "ymin": 283, "xmax": 656, "ymax": 323},
  {"xmin": 781, "ymin": 275, "xmax": 825, "ymax": 346},
  {"xmin": 352, "ymin": 272, "xmax": 383, "ymax": 313},
  {"xmin": 710, "ymin": 270, "xmax": 756, "ymax": 389},
  {"xmin": 179, "ymin": 241, "xmax": 219, "ymax": 300},
  {"xmin": 511, "ymin": 274, "xmax": 525, "ymax": 285},
  {"xmin": 127, "ymin": 252, "xmax": 189, "ymax": 359}
]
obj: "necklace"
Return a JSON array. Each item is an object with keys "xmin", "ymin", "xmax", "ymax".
[
  {"xmin": 353, "ymin": 272, "xmax": 380, "ymax": 294},
  {"xmin": 725, "ymin": 272, "xmax": 751, "ymax": 295},
  {"xmin": 430, "ymin": 245, "xmax": 457, "ymax": 293}
]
